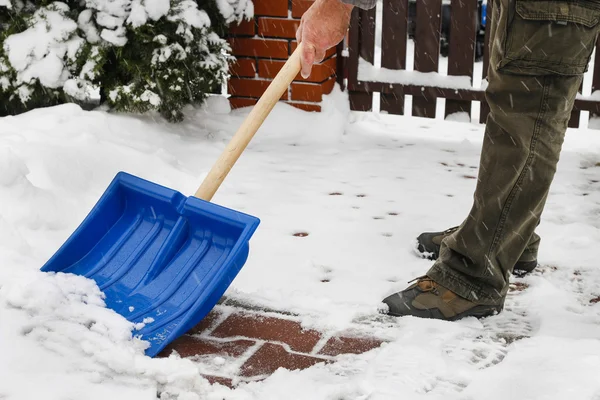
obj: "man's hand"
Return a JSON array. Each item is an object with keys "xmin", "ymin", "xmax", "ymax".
[{"xmin": 295, "ymin": 0, "xmax": 353, "ymax": 79}]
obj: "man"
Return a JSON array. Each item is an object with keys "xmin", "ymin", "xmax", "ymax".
[{"xmin": 296, "ymin": 0, "xmax": 600, "ymax": 320}]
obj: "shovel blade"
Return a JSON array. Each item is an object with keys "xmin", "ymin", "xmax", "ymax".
[{"xmin": 41, "ymin": 172, "xmax": 260, "ymax": 357}]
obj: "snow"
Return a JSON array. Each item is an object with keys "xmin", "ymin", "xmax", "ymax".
[
  {"xmin": 577, "ymin": 90, "xmax": 600, "ymax": 101},
  {"xmin": 144, "ymin": 0, "xmax": 170, "ymax": 20},
  {"xmin": 216, "ymin": 0, "xmax": 254, "ymax": 24},
  {"xmin": 100, "ymin": 26, "xmax": 128, "ymax": 46},
  {"xmin": 78, "ymin": 10, "xmax": 102, "ymax": 43},
  {"xmin": 1, "ymin": 86, "xmax": 600, "ymax": 399},
  {"xmin": 167, "ymin": 0, "xmax": 211, "ymax": 29},
  {"xmin": 127, "ymin": 0, "xmax": 149, "ymax": 28},
  {"xmin": 140, "ymin": 89, "xmax": 161, "ymax": 106},
  {"xmin": 358, "ymin": 57, "xmax": 475, "ymax": 91},
  {"xmin": 4, "ymin": 3, "xmax": 84, "ymax": 92},
  {"xmin": 97, "ymin": 11, "xmax": 124, "ymax": 29},
  {"xmin": 86, "ymin": 0, "xmax": 130, "ymax": 19},
  {"xmin": 0, "ymin": 0, "xmax": 11, "ymax": 8}
]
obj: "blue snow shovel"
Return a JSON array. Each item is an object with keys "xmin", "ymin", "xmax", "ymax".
[{"xmin": 41, "ymin": 45, "xmax": 304, "ymax": 357}]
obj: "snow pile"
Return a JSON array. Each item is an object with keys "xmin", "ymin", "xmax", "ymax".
[
  {"xmin": 1, "ymin": 87, "xmax": 600, "ymax": 399},
  {"xmin": 0, "ymin": 268, "xmax": 222, "ymax": 400}
]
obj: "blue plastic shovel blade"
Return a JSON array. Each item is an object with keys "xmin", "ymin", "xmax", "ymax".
[{"xmin": 41, "ymin": 172, "xmax": 260, "ymax": 357}]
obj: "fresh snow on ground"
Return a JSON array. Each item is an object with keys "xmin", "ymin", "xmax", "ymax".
[{"xmin": 1, "ymin": 87, "xmax": 600, "ymax": 399}]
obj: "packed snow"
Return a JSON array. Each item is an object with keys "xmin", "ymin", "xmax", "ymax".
[
  {"xmin": 358, "ymin": 57, "xmax": 475, "ymax": 91},
  {"xmin": 1, "ymin": 87, "xmax": 600, "ymax": 399}
]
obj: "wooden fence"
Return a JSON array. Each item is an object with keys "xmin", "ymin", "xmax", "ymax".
[{"xmin": 337, "ymin": 0, "xmax": 600, "ymax": 128}]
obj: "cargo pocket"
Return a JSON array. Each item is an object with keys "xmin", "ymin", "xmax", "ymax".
[{"xmin": 498, "ymin": 0, "xmax": 600, "ymax": 75}]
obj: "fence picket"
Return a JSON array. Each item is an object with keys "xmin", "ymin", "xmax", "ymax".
[
  {"xmin": 445, "ymin": 0, "xmax": 476, "ymax": 119},
  {"xmin": 344, "ymin": 0, "xmax": 600, "ymax": 129},
  {"xmin": 348, "ymin": 8, "xmax": 376, "ymax": 111},
  {"xmin": 380, "ymin": 0, "xmax": 409, "ymax": 114},
  {"xmin": 479, "ymin": 0, "xmax": 493, "ymax": 123},
  {"xmin": 412, "ymin": 0, "xmax": 442, "ymax": 118}
]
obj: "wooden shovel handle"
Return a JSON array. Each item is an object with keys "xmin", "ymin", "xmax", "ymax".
[{"xmin": 194, "ymin": 44, "xmax": 303, "ymax": 201}]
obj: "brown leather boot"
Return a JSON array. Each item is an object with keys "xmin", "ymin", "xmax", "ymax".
[{"xmin": 382, "ymin": 276, "xmax": 504, "ymax": 321}]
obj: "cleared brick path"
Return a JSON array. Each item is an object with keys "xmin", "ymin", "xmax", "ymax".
[{"xmin": 157, "ymin": 301, "xmax": 386, "ymax": 387}]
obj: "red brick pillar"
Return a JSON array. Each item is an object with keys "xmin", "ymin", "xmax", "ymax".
[{"xmin": 227, "ymin": 0, "xmax": 338, "ymax": 112}]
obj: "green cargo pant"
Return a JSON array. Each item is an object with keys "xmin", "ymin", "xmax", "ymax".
[{"xmin": 427, "ymin": 0, "xmax": 600, "ymax": 305}]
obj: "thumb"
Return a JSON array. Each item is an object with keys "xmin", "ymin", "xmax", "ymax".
[{"xmin": 300, "ymin": 42, "xmax": 315, "ymax": 79}]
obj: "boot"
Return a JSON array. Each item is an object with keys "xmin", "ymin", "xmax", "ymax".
[
  {"xmin": 416, "ymin": 227, "xmax": 537, "ymax": 276},
  {"xmin": 382, "ymin": 276, "xmax": 504, "ymax": 320}
]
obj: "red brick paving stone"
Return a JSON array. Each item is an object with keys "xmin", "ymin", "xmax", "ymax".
[
  {"xmin": 188, "ymin": 309, "xmax": 223, "ymax": 334},
  {"xmin": 318, "ymin": 336, "xmax": 384, "ymax": 356},
  {"xmin": 203, "ymin": 375, "xmax": 234, "ymax": 388},
  {"xmin": 211, "ymin": 312, "xmax": 322, "ymax": 353},
  {"xmin": 509, "ymin": 282, "xmax": 530, "ymax": 292},
  {"xmin": 158, "ymin": 336, "xmax": 255, "ymax": 358},
  {"xmin": 240, "ymin": 343, "xmax": 328, "ymax": 377}
]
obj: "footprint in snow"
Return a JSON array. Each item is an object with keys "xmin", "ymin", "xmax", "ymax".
[
  {"xmin": 443, "ymin": 331, "xmax": 509, "ymax": 370},
  {"xmin": 422, "ymin": 376, "xmax": 469, "ymax": 395},
  {"xmin": 482, "ymin": 282, "xmax": 538, "ymax": 345},
  {"xmin": 444, "ymin": 281, "xmax": 538, "ymax": 370}
]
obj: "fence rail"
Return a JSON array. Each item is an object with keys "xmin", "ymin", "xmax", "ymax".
[{"xmin": 339, "ymin": 0, "xmax": 600, "ymax": 128}]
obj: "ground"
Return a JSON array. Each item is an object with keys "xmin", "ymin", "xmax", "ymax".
[{"xmin": 1, "ymin": 87, "xmax": 600, "ymax": 399}]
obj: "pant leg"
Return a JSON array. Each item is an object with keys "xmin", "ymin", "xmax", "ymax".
[
  {"xmin": 427, "ymin": 0, "xmax": 600, "ymax": 304},
  {"xmin": 521, "ymin": 231, "xmax": 540, "ymax": 263}
]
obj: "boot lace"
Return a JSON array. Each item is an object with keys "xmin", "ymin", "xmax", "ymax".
[{"xmin": 407, "ymin": 275, "xmax": 440, "ymax": 295}]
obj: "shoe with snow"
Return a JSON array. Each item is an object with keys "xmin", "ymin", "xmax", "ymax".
[
  {"xmin": 415, "ymin": 226, "xmax": 538, "ymax": 276},
  {"xmin": 382, "ymin": 276, "xmax": 504, "ymax": 321}
]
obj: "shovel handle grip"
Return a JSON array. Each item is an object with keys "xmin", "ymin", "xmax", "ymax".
[{"xmin": 194, "ymin": 43, "xmax": 304, "ymax": 201}]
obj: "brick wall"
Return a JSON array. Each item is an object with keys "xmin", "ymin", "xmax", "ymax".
[{"xmin": 227, "ymin": 0, "xmax": 338, "ymax": 112}]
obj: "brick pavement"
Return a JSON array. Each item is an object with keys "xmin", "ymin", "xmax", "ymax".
[{"xmin": 157, "ymin": 301, "xmax": 385, "ymax": 387}]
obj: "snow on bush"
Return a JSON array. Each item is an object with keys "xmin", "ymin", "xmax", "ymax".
[
  {"xmin": 0, "ymin": 0, "xmax": 253, "ymax": 121},
  {"xmin": 5, "ymin": 3, "xmax": 84, "ymax": 94}
]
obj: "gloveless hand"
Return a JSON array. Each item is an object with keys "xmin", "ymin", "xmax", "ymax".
[{"xmin": 295, "ymin": 0, "xmax": 354, "ymax": 78}]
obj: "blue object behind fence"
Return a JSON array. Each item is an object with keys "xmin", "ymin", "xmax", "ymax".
[
  {"xmin": 481, "ymin": 1, "xmax": 487, "ymax": 27},
  {"xmin": 41, "ymin": 172, "xmax": 260, "ymax": 357}
]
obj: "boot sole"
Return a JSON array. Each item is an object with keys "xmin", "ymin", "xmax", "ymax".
[
  {"xmin": 386, "ymin": 302, "xmax": 504, "ymax": 321},
  {"xmin": 447, "ymin": 304, "xmax": 504, "ymax": 321}
]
